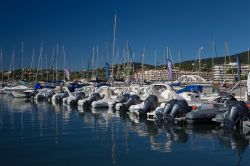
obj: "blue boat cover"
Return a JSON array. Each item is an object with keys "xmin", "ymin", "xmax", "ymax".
[{"xmin": 176, "ymin": 85, "xmax": 203, "ymax": 94}]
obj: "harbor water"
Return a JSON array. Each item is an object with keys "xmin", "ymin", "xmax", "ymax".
[{"xmin": 0, "ymin": 95, "xmax": 250, "ymax": 166}]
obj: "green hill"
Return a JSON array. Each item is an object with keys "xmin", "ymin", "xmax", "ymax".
[{"xmin": 175, "ymin": 51, "xmax": 250, "ymax": 71}]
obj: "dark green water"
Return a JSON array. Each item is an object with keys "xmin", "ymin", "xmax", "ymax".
[{"xmin": 0, "ymin": 95, "xmax": 250, "ymax": 166}]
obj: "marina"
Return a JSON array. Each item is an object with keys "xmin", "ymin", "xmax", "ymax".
[{"xmin": 1, "ymin": 0, "xmax": 250, "ymax": 165}]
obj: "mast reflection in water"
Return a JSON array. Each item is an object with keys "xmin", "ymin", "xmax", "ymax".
[{"xmin": 0, "ymin": 95, "xmax": 250, "ymax": 166}]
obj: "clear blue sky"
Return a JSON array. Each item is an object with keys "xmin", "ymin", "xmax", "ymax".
[{"xmin": 0, "ymin": 0, "xmax": 250, "ymax": 70}]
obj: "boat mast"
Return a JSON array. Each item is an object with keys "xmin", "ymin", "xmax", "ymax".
[
  {"xmin": 56, "ymin": 44, "xmax": 58, "ymax": 81},
  {"xmin": 248, "ymin": 48, "xmax": 250, "ymax": 72},
  {"xmin": 21, "ymin": 41, "xmax": 24, "ymax": 80},
  {"xmin": 0, "ymin": 49, "xmax": 3, "ymax": 83},
  {"xmin": 52, "ymin": 48, "xmax": 55, "ymax": 81},
  {"xmin": 91, "ymin": 47, "xmax": 95, "ymax": 80},
  {"xmin": 29, "ymin": 50, "xmax": 35, "ymax": 82},
  {"xmin": 96, "ymin": 44, "xmax": 99, "ymax": 81},
  {"xmin": 111, "ymin": 13, "xmax": 117, "ymax": 84},
  {"xmin": 154, "ymin": 49, "xmax": 157, "ymax": 81},
  {"xmin": 198, "ymin": 47, "xmax": 203, "ymax": 79},
  {"xmin": 36, "ymin": 43, "xmax": 43, "ymax": 82},
  {"xmin": 63, "ymin": 45, "xmax": 66, "ymax": 81},
  {"xmin": 178, "ymin": 49, "xmax": 181, "ymax": 79},
  {"xmin": 211, "ymin": 40, "xmax": 215, "ymax": 83},
  {"xmin": 141, "ymin": 48, "xmax": 145, "ymax": 85},
  {"xmin": 223, "ymin": 42, "xmax": 227, "ymax": 82},
  {"xmin": 106, "ymin": 42, "xmax": 109, "ymax": 63},
  {"xmin": 8, "ymin": 50, "xmax": 13, "ymax": 81},
  {"xmin": 45, "ymin": 53, "xmax": 48, "ymax": 82},
  {"xmin": 106, "ymin": 42, "xmax": 109, "ymax": 81},
  {"xmin": 12, "ymin": 49, "xmax": 15, "ymax": 81}
]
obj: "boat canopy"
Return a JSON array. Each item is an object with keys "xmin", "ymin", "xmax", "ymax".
[{"xmin": 176, "ymin": 85, "xmax": 203, "ymax": 94}]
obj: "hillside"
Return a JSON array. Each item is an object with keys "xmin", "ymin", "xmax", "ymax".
[{"xmin": 175, "ymin": 51, "xmax": 250, "ymax": 71}]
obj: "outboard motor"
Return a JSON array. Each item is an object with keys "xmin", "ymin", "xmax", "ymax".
[
  {"xmin": 224, "ymin": 101, "xmax": 250, "ymax": 129},
  {"xmin": 56, "ymin": 92, "xmax": 69, "ymax": 103},
  {"xmin": 169, "ymin": 100, "xmax": 192, "ymax": 119},
  {"xmin": 156, "ymin": 99, "xmax": 178, "ymax": 119},
  {"xmin": 69, "ymin": 92, "xmax": 85, "ymax": 105},
  {"xmin": 47, "ymin": 91, "xmax": 55, "ymax": 102},
  {"xmin": 117, "ymin": 94, "xmax": 130, "ymax": 103},
  {"xmin": 158, "ymin": 99, "xmax": 192, "ymax": 121},
  {"xmin": 214, "ymin": 92, "xmax": 237, "ymax": 103},
  {"xmin": 83, "ymin": 93, "xmax": 101, "ymax": 107},
  {"xmin": 137, "ymin": 95, "xmax": 158, "ymax": 115},
  {"xmin": 119, "ymin": 95, "xmax": 141, "ymax": 110}
]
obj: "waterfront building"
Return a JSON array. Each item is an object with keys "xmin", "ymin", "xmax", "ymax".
[{"xmin": 213, "ymin": 63, "xmax": 249, "ymax": 82}]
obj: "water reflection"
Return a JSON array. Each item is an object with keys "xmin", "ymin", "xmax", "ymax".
[{"xmin": 0, "ymin": 95, "xmax": 250, "ymax": 166}]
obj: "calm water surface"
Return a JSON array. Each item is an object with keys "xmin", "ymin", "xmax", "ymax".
[{"xmin": 0, "ymin": 94, "xmax": 250, "ymax": 166}]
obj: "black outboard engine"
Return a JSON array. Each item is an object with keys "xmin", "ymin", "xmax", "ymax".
[
  {"xmin": 121, "ymin": 95, "xmax": 141, "ymax": 110},
  {"xmin": 24, "ymin": 90, "xmax": 37, "ymax": 101},
  {"xmin": 117, "ymin": 94, "xmax": 131, "ymax": 103},
  {"xmin": 214, "ymin": 92, "xmax": 237, "ymax": 103},
  {"xmin": 224, "ymin": 101, "xmax": 250, "ymax": 129},
  {"xmin": 169, "ymin": 100, "xmax": 192, "ymax": 119},
  {"xmin": 83, "ymin": 93, "xmax": 101, "ymax": 107},
  {"xmin": 137, "ymin": 95, "xmax": 158, "ymax": 115},
  {"xmin": 56, "ymin": 92, "xmax": 69, "ymax": 103},
  {"xmin": 156, "ymin": 99, "xmax": 178, "ymax": 119},
  {"xmin": 70, "ymin": 92, "xmax": 85, "ymax": 105},
  {"xmin": 157, "ymin": 99, "xmax": 192, "ymax": 121}
]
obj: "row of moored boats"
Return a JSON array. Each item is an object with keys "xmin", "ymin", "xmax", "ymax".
[{"xmin": 1, "ymin": 81, "xmax": 250, "ymax": 132}]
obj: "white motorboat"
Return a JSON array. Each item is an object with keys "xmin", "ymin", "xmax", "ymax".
[
  {"xmin": 64, "ymin": 85, "xmax": 94, "ymax": 105},
  {"xmin": 129, "ymin": 83, "xmax": 183, "ymax": 113},
  {"xmin": 91, "ymin": 86, "xmax": 115, "ymax": 108},
  {"xmin": 11, "ymin": 85, "xmax": 34, "ymax": 98},
  {"xmin": 0, "ymin": 87, "xmax": 9, "ymax": 94}
]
